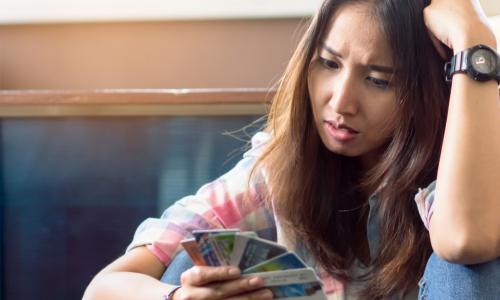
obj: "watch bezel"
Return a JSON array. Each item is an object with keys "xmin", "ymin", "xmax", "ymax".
[{"xmin": 466, "ymin": 44, "xmax": 498, "ymax": 82}]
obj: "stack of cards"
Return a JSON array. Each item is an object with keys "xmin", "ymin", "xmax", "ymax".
[{"xmin": 181, "ymin": 229, "xmax": 327, "ymax": 300}]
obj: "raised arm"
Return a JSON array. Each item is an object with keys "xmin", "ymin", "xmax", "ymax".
[{"xmin": 424, "ymin": 0, "xmax": 500, "ymax": 264}]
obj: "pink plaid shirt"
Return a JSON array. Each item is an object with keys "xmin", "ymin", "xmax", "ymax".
[{"xmin": 127, "ymin": 131, "xmax": 436, "ymax": 299}]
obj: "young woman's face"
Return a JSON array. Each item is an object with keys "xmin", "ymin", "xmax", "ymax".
[{"xmin": 308, "ymin": 3, "xmax": 399, "ymax": 169}]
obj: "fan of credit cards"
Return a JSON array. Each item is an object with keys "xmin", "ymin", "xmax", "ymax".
[{"xmin": 181, "ymin": 229, "xmax": 327, "ymax": 300}]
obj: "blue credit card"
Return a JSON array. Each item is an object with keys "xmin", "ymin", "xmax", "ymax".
[
  {"xmin": 268, "ymin": 281, "xmax": 324, "ymax": 298},
  {"xmin": 243, "ymin": 252, "xmax": 307, "ymax": 274},
  {"xmin": 232, "ymin": 235, "xmax": 287, "ymax": 270}
]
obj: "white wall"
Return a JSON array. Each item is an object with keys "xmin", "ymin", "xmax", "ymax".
[
  {"xmin": 0, "ymin": 0, "xmax": 498, "ymax": 24},
  {"xmin": 0, "ymin": 0, "xmax": 323, "ymax": 24},
  {"xmin": 481, "ymin": 0, "xmax": 500, "ymax": 16}
]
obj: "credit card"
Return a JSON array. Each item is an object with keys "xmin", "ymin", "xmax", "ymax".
[
  {"xmin": 180, "ymin": 238, "xmax": 206, "ymax": 266},
  {"xmin": 242, "ymin": 252, "xmax": 307, "ymax": 274},
  {"xmin": 243, "ymin": 268, "xmax": 326, "ymax": 300},
  {"xmin": 230, "ymin": 234, "xmax": 287, "ymax": 270}
]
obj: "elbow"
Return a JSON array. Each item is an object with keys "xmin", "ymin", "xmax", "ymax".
[
  {"xmin": 82, "ymin": 278, "xmax": 100, "ymax": 300},
  {"xmin": 430, "ymin": 228, "xmax": 500, "ymax": 265},
  {"xmin": 82, "ymin": 282, "xmax": 98, "ymax": 300},
  {"xmin": 82, "ymin": 273, "xmax": 110, "ymax": 300}
]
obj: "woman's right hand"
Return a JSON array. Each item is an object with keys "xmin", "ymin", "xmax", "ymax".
[{"xmin": 172, "ymin": 266, "xmax": 273, "ymax": 300}]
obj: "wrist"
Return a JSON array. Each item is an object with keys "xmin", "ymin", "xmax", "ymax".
[
  {"xmin": 163, "ymin": 285, "xmax": 181, "ymax": 300},
  {"xmin": 452, "ymin": 27, "xmax": 497, "ymax": 54}
]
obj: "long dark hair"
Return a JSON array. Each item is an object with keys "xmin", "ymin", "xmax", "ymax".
[{"xmin": 251, "ymin": 0, "xmax": 450, "ymax": 298}]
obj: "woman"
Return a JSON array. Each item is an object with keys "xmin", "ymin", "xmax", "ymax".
[{"xmin": 83, "ymin": 0, "xmax": 500, "ymax": 299}]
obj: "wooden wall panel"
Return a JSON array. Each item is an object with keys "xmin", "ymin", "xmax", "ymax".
[{"xmin": 0, "ymin": 19, "xmax": 306, "ymax": 90}]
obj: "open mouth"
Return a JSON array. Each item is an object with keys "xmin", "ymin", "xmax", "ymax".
[
  {"xmin": 326, "ymin": 120, "xmax": 359, "ymax": 133},
  {"xmin": 325, "ymin": 121, "xmax": 359, "ymax": 142}
]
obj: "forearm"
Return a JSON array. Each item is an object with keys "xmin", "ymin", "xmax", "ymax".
[
  {"xmin": 83, "ymin": 271, "xmax": 175, "ymax": 300},
  {"xmin": 431, "ymin": 34, "xmax": 500, "ymax": 263}
]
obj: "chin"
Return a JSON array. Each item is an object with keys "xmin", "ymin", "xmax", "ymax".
[
  {"xmin": 322, "ymin": 141, "xmax": 362, "ymax": 158},
  {"xmin": 318, "ymin": 130, "xmax": 389, "ymax": 162}
]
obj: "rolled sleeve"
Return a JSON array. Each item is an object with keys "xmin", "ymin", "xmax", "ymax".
[{"xmin": 414, "ymin": 180, "xmax": 436, "ymax": 230}]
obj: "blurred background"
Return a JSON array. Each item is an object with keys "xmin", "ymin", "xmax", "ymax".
[
  {"xmin": 0, "ymin": 0, "xmax": 499, "ymax": 89},
  {"xmin": 0, "ymin": 0, "xmax": 323, "ymax": 90},
  {"xmin": 0, "ymin": 1, "xmax": 499, "ymax": 300}
]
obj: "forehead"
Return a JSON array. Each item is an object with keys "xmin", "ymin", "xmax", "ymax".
[{"xmin": 321, "ymin": 3, "xmax": 393, "ymax": 65}]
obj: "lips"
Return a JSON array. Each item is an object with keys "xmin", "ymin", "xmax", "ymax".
[
  {"xmin": 324, "ymin": 120, "xmax": 359, "ymax": 142},
  {"xmin": 326, "ymin": 120, "xmax": 359, "ymax": 133}
]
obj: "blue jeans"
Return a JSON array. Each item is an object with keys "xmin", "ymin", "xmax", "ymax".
[
  {"xmin": 161, "ymin": 251, "xmax": 500, "ymax": 299},
  {"xmin": 418, "ymin": 253, "xmax": 499, "ymax": 300},
  {"xmin": 160, "ymin": 250, "xmax": 194, "ymax": 285}
]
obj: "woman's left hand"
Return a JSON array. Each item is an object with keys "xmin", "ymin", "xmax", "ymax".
[{"xmin": 423, "ymin": 0, "xmax": 497, "ymax": 56}]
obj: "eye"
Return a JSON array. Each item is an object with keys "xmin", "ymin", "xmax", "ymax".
[
  {"xmin": 367, "ymin": 76, "xmax": 390, "ymax": 89},
  {"xmin": 318, "ymin": 57, "xmax": 339, "ymax": 70}
]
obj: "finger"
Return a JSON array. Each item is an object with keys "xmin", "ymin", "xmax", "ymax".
[
  {"xmin": 203, "ymin": 276, "xmax": 266, "ymax": 299},
  {"xmin": 224, "ymin": 288, "xmax": 274, "ymax": 300},
  {"xmin": 181, "ymin": 266, "xmax": 241, "ymax": 286}
]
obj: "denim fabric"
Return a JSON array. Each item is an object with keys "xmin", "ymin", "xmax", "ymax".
[
  {"xmin": 160, "ymin": 251, "xmax": 194, "ymax": 285},
  {"xmin": 418, "ymin": 253, "xmax": 500, "ymax": 300}
]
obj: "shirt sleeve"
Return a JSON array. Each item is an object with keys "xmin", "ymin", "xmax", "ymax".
[
  {"xmin": 414, "ymin": 180, "xmax": 436, "ymax": 230},
  {"xmin": 126, "ymin": 131, "xmax": 276, "ymax": 265}
]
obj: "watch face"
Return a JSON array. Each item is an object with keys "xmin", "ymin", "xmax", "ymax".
[{"xmin": 470, "ymin": 49, "xmax": 496, "ymax": 74}]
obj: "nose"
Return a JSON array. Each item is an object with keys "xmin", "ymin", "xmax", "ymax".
[{"xmin": 328, "ymin": 71, "xmax": 358, "ymax": 115}]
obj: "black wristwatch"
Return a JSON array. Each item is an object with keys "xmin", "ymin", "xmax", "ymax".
[{"xmin": 444, "ymin": 44, "xmax": 500, "ymax": 84}]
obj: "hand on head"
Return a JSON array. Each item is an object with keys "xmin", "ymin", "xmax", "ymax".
[{"xmin": 423, "ymin": 0, "xmax": 497, "ymax": 57}]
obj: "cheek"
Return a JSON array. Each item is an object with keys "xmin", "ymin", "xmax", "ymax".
[
  {"xmin": 307, "ymin": 72, "xmax": 322, "ymax": 120},
  {"xmin": 365, "ymin": 99, "xmax": 399, "ymax": 137},
  {"xmin": 308, "ymin": 67, "xmax": 332, "ymax": 112}
]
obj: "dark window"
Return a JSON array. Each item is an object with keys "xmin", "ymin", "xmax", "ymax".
[{"xmin": 0, "ymin": 116, "xmax": 261, "ymax": 300}]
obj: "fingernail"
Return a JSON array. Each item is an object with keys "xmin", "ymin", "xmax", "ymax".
[
  {"xmin": 228, "ymin": 267, "xmax": 240, "ymax": 276},
  {"xmin": 249, "ymin": 277, "xmax": 263, "ymax": 287},
  {"xmin": 258, "ymin": 289, "xmax": 273, "ymax": 299}
]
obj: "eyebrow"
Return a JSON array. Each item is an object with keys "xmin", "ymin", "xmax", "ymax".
[{"xmin": 320, "ymin": 43, "xmax": 394, "ymax": 74}]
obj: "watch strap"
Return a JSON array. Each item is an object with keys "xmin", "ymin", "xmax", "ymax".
[{"xmin": 444, "ymin": 49, "xmax": 470, "ymax": 82}]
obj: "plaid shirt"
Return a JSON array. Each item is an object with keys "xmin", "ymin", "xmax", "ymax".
[{"xmin": 127, "ymin": 131, "xmax": 436, "ymax": 299}]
